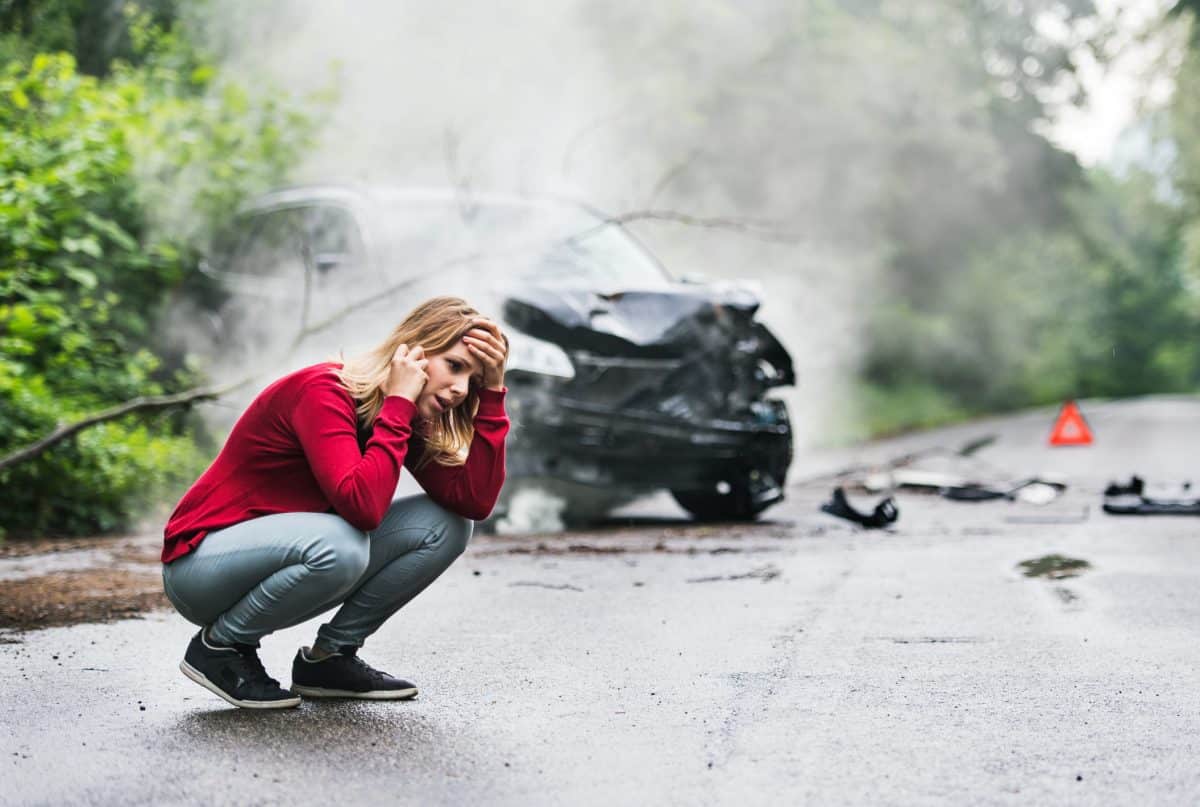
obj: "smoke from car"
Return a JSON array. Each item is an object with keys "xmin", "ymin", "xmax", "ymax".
[
  {"xmin": 177, "ymin": 0, "xmax": 861, "ymax": 452},
  {"xmin": 172, "ymin": 0, "xmax": 1093, "ymax": 462}
]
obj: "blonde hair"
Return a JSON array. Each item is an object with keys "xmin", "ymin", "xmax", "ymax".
[{"xmin": 337, "ymin": 296, "xmax": 483, "ymax": 468}]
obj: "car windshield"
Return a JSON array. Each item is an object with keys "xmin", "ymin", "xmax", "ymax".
[{"xmin": 377, "ymin": 198, "xmax": 672, "ymax": 289}]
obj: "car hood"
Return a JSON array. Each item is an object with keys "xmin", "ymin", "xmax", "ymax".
[
  {"xmin": 502, "ymin": 282, "xmax": 795, "ymax": 386},
  {"xmin": 504, "ymin": 283, "xmax": 758, "ymax": 353}
]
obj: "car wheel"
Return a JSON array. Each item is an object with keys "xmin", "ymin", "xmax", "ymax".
[{"xmin": 671, "ymin": 469, "xmax": 784, "ymax": 522}]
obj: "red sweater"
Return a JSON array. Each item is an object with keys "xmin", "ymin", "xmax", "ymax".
[{"xmin": 162, "ymin": 362, "xmax": 509, "ymax": 563}]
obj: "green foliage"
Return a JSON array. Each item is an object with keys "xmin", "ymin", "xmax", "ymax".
[
  {"xmin": 0, "ymin": 367, "xmax": 206, "ymax": 537},
  {"xmin": 836, "ymin": 381, "xmax": 968, "ymax": 443},
  {"xmin": 0, "ymin": 11, "xmax": 314, "ymax": 538},
  {"xmin": 861, "ymin": 166, "xmax": 1198, "ymax": 425},
  {"xmin": 1171, "ymin": 14, "xmax": 1200, "ymax": 297},
  {"xmin": 0, "ymin": 0, "xmax": 182, "ymax": 76},
  {"xmin": 848, "ymin": 3, "xmax": 1200, "ymax": 435}
]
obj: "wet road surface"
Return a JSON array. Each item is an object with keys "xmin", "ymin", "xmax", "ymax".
[{"xmin": 3, "ymin": 397, "xmax": 1199, "ymax": 804}]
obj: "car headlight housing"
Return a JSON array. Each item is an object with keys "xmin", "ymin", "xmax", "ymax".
[{"xmin": 505, "ymin": 330, "xmax": 575, "ymax": 379}]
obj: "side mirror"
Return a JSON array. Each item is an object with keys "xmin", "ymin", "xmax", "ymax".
[{"xmin": 678, "ymin": 272, "xmax": 708, "ymax": 285}]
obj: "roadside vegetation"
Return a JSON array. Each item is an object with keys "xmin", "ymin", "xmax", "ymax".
[
  {"xmin": 831, "ymin": 3, "xmax": 1200, "ymax": 437},
  {"xmin": 2, "ymin": 1, "xmax": 1200, "ymax": 537},
  {"xmin": 0, "ymin": 2, "xmax": 314, "ymax": 538}
]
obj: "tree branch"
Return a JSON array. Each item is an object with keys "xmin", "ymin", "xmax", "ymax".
[
  {"xmin": 601, "ymin": 208, "xmax": 803, "ymax": 244},
  {"xmin": 0, "ymin": 378, "xmax": 253, "ymax": 473}
]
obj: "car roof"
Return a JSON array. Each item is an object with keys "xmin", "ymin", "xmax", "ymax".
[{"xmin": 238, "ymin": 184, "xmax": 611, "ymax": 221}]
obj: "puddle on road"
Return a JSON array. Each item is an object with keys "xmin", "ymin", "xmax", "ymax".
[{"xmin": 1017, "ymin": 554, "xmax": 1091, "ymax": 579}]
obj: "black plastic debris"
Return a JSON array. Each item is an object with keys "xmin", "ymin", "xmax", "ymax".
[
  {"xmin": 820, "ymin": 487, "xmax": 898, "ymax": 529},
  {"xmin": 1103, "ymin": 475, "xmax": 1200, "ymax": 515},
  {"xmin": 1103, "ymin": 476, "xmax": 1144, "ymax": 497}
]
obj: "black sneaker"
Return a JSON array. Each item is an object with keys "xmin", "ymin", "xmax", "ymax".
[
  {"xmin": 291, "ymin": 646, "xmax": 418, "ymax": 700},
  {"xmin": 179, "ymin": 630, "xmax": 301, "ymax": 709}
]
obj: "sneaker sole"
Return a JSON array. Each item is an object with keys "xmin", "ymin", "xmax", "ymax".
[
  {"xmin": 180, "ymin": 661, "xmax": 301, "ymax": 710},
  {"xmin": 291, "ymin": 684, "xmax": 418, "ymax": 700}
]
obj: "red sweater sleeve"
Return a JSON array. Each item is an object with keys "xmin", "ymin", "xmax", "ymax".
[
  {"xmin": 292, "ymin": 379, "xmax": 418, "ymax": 531},
  {"xmin": 407, "ymin": 387, "xmax": 510, "ymax": 520}
]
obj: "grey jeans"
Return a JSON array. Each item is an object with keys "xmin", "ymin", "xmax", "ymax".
[{"xmin": 161, "ymin": 494, "xmax": 472, "ymax": 651}]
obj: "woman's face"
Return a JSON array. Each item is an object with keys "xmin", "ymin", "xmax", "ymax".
[{"xmin": 416, "ymin": 340, "xmax": 483, "ymax": 420}]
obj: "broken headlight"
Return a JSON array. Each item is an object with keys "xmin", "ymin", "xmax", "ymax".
[{"xmin": 505, "ymin": 329, "xmax": 575, "ymax": 379}]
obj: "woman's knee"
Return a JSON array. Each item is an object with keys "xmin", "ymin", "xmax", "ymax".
[
  {"xmin": 411, "ymin": 500, "xmax": 472, "ymax": 559},
  {"xmin": 304, "ymin": 518, "xmax": 370, "ymax": 588},
  {"xmin": 436, "ymin": 512, "xmax": 473, "ymax": 559}
]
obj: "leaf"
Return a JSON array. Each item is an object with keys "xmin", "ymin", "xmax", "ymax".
[
  {"xmin": 83, "ymin": 212, "xmax": 138, "ymax": 251},
  {"xmin": 62, "ymin": 235, "xmax": 103, "ymax": 258},
  {"xmin": 64, "ymin": 266, "xmax": 98, "ymax": 290},
  {"xmin": 190, "ymin": 65, "xmax": 216, "ymax": 86}
]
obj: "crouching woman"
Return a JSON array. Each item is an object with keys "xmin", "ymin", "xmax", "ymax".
[{"xmin": 160, "ymin": 296, "xmax": 509, "ymax": 709}]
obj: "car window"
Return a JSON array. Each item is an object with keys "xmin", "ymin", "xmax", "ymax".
[
  {"xmin": 305, "ymin": 205, "xmax": 365, "ymax": 271},
  {"xmin": 224, "ymin": 209, "xmax": 307, "ymax": 279}
]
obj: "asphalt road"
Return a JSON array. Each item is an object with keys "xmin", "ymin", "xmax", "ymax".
[{"xmin": 3, "ymin": 397, "xmax": 1199, "ymax": 805}]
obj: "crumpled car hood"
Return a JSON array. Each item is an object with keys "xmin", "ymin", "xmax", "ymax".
[
  {"xmin": 505, "ymin": 283, "xmax": 760, "ymax": 348},
  {"xmin": 502, "ymin": 281, "xmax": 795, "ymax": 390}
]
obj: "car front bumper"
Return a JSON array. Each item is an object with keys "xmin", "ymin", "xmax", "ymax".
[{"xmin": 506, "ymin": 395, "xmax": 792, "ymax": 492}]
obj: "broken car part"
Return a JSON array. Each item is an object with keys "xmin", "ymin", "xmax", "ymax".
[
  {"xmin": 820, "ymin": 487, "xmax": 898, "ymax": 529},
  {"xmin": 1103, "ymin": 476, "xmax": 1200, "ymax": 515}
]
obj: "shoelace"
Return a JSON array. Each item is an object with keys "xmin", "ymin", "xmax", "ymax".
[
  {"xmin": 343, "ymin": 651, "xmax": 391, "ymax": 684},
  {"xmin": 231, "ymin": 644, "xmax": 282, "ymax": 688}
]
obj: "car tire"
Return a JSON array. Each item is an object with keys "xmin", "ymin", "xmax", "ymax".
[
  {"xmin": 671, "ymin": 488, "xmax": 760, "ymax": 522},
  {"xmin": 671, "ymin": 480, "xmax": 774, "ymax": 522}
]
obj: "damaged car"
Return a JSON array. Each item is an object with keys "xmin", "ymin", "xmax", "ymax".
[{"xmin": 196, "ymin": 186, "xmax": 796, "ymax": 523}]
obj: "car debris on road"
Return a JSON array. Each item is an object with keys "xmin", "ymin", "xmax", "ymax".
[
  {"xmin": 1103, "ymin": 475, "xmax": 1200, "ymax": 515},
  {"xmin": 820, "ymin": 487, "xmax": 899, "ymax": 529},
  {"xmin": 939, "ymin": 477, "xmax": 1066, "ymax": 504}
]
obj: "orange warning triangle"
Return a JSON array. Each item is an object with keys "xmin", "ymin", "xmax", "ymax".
[{"xmin": 1048, "ymin": 400, "xmax": 1093, "ymax": 446}]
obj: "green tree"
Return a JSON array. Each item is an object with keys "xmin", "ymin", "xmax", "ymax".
[
  {"xmin": 0, "ymin": 10, "xmax": 314, "ymax": 538},
  {"xmin": 0, "ymin": 0, "xmax": 181, "ymax": 76}
]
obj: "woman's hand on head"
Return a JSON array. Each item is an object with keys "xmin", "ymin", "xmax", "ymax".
[
  {"xmin": 384, "ymin": 343, "xmax": 429, "ymax": 403},
  {"xmin": 463, "ymin": 320, "xmax": 508, "ymax": 390}
]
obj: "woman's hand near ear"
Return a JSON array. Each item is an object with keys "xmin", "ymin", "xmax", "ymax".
[{"xmin": 384, "ymin": 344, "xmax": 429, "ymax": 402}]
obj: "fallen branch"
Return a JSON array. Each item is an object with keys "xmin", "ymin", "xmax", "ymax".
[{"xmin": 0, "ymin": 378, "xmax": 253, "ymax": 473}]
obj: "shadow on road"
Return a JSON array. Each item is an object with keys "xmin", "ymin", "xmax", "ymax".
[{"xmin": 167, "ymin": 700, "xmax": 460, "ymax": 766}]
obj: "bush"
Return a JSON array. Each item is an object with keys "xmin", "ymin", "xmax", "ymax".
[{"xmin": 0, "ymin": 22, "xmax": 314, "ymax": 538}]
